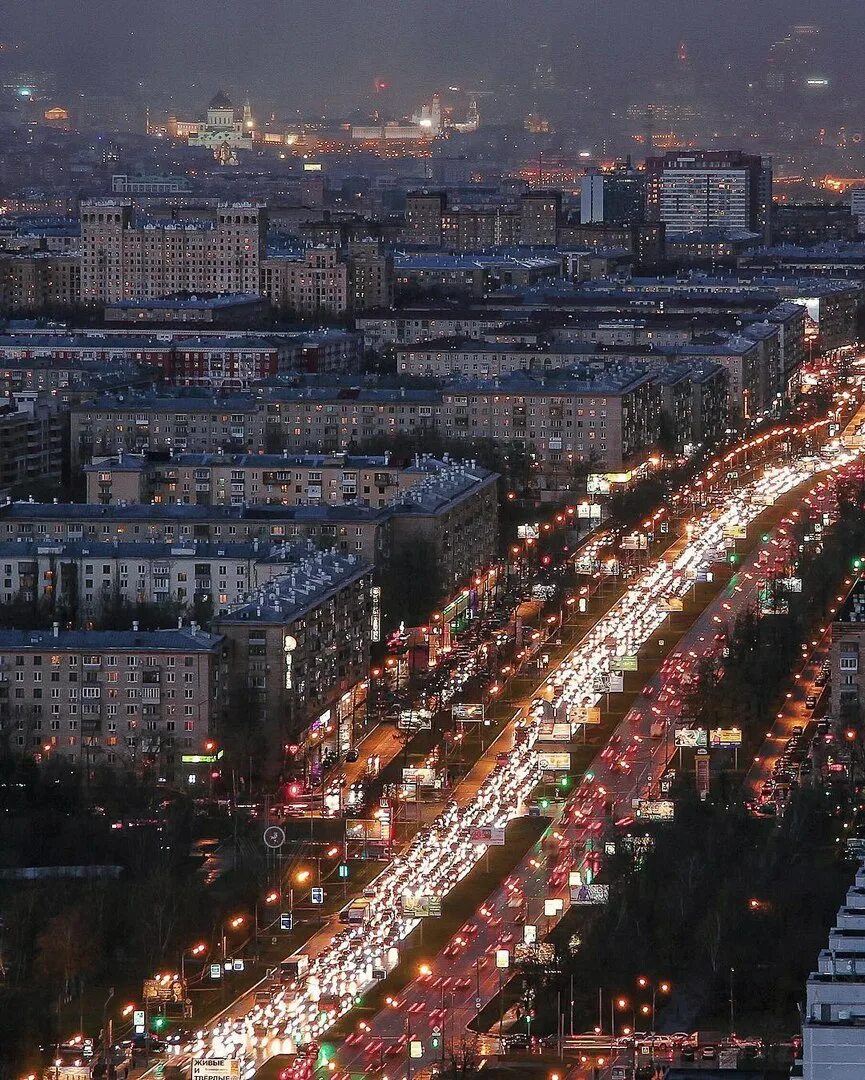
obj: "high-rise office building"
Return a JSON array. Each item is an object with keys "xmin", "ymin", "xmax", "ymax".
[
  {"xmin": 645, "ymin": 151, "xmax": 772, "ymax": 242},
  {"xmin": 580, "ymin": 164, "xmax": 646, "ymax": 225}
]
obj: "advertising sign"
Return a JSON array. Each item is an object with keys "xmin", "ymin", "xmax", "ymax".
[
  {"xmin": 345, "ymin": 819, "xmax": 383, "ymax": 841},
  {"xmin": 723, "ymin": 524, "xmax": 747, "ymax": 540},
  {"xmin": 539, "ymin": 719, "xmax": 576, "ymax": 741},
  {"xmin": 143, "ymin": 977, "xmax": 186, "ymax": 1003},
  {"xmin": 663, "ymin": 597, "xmax": 684, "ymax": 612},
  {"xmin": 633, "ymin": 799, "xmax": 675, "ymax": 821},
  {"xmin": 587, "ymin": 474, "xmax": 611, "ymax": 495},
  {"xmin": 403, "ymin": 767, "xmax": 436, "ymax": 785},
  {"xmin": 452, "ymin": 703, "xmax": 485, "ymax": 723},
  {"xmin": 192, "ymin": 1061, "xmax": 241, "ymax": 1080},
  {"xmin": 537, "ymin": 751, "xmax": 571, "ymax": 771},
  {"xmin": 674, "ymin": 727, "xmax": 708, "ymax": 749},
  {"xmin": 569, "ymin": 705, "xmax": 601, "ymax": 725},
  {"xmin": 470, "ymin": 826, "xmax": 506, "ymax": 845},
  {"xmin": 709, "ymin": 727, "xmax": 743, "ymax": 747},
  {"xmin": 398, "ymin": 708, "xmax": 432, "ymax": 731},
  {"xmin": 611, "ymin": 655, "xmax": 638, "ymax": 672},
  {"xmin": 523, "ymin": 923, "xmax": 537, "ymax": 944},
  {"xmin": 592, "ymin": 673, "xmax": 611, "ymax": 693},
  {"xmin": 570, "ymin": 883, "xmax": 610, "ymax": 904},
  {"xmin": 401, "ymin": 894, "xmax": 442, "ymax": 917},
  {"xmin": 531, "ymin": 584, "xmax": 557, "ymax": 601},
  {"xmin": 608, "ymin": 673, "xmax": 625, "ymax": 693},
  {"xmin": 514, "ymin": 942, "xmax": 556, "ymax": 966},
  {"xmin": 544, "ymin": 897, "xmax": 564, "ymax": 917},
  {"xmin": 517, "ymin": 523, "xmax": 540, "ymax": 540}
]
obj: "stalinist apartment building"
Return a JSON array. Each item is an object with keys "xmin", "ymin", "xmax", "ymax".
[{"xmin": 79, "ymin": 199, "xmax": 267, "ymax": 303}]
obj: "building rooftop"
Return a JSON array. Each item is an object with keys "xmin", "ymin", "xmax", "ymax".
[
  {"xmin": 219, "ymin": 547, "xmax": 370, "ymax": 625},
  {"xmin": 106, "ymin": 294, "xmax": 264, "ymax": 311},
  {"xmin": 0, "ymin": 627, "xmax": 222, "ymax": 651},
  {"xmin": 82, "ymin": 451, "xmax": 394, "ymax": 473}
]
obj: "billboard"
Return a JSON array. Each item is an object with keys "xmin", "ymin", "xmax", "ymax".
[
  {"xmin": 633, "ymin": 799, "xmax": 675, "ymax": 821},
  {"xmin": 193, "ymin": 1062, "xmax": 240, "ymax": 1080},
  {"xmin": 514, "ymin": 942, "xmax": 556, "ymax": 966},
  {"xmin": 569, "ymin": 705, "xmax": 601, "ymax": 725},
  {"xmin": 403, "ymin": 767, "xmax": 436, "ymax": 785},
  {"xmin": 401, "ymin": 894, "xmax": 442, "ymax": 917},
  {"xmin": 537, "ymin": 751, "xmax": 570, "ymax": 771},
  {"xmin": 143, "ymin": 977, "xmax": 186, "ymax": 1003},
  {"xmin": 570, "ymin": 883, "xmax": 610, "ymax": 904},
  {"xmin": 452, "ymin": 703, "xmax": 485, "ymax": 723},
  {"xmin": 470, "ymin": 826, "xmax": 506, "ymax": 845},
  {"xmin": 723, "ymin": 524, "xmax": 747, "ymax": 540},
  {"xmin": 398, "ymin": 708, "xmax": 432, "ymax": 731},
  {"xmin": 709, "ymin": 727, "xmax": 742, "ymax": 747},
  {"xmin": 346, "ymin": 819, "xmax": 383, "ymax": 841},
  {"xmin": 611, "ymin": 656, "xmax": 638, "ymax": 672},
  {"xmin": 674, "ymin": 727, "xmax": 708, "ymax": 749}
]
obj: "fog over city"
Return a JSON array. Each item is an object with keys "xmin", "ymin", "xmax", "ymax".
[{"xmin": 6, "ymin": 0, "xmax": 865, "ymax": 113}]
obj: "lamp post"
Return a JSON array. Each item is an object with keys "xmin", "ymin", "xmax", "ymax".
[
  {"xmin": 221, "ymin": 915, "xmax": 245, "ymax": 963},
  {"xmin": 636, "ymin": 977, "xmax": 671, "ymax": 1065},
  {"xmin": 181, "ymin": 943, "xmax": 206, "ymax": 983},
  {"xmin": 255, "ymin": 890, "xmax": 280, "ymax": 940}
]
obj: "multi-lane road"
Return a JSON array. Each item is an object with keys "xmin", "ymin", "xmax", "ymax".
[{"xmin": 174, "ymin": 430, "xmax": 864, "ymax": 1080}]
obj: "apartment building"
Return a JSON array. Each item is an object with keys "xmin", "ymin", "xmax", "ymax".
[
  {"xmin": 800, "ymin": 862, "xmax": 865, "ymax": 1079},
  {"xmin": 438, "ymin": 370, "xmax": 657, "ymax": 470},
  {"xmin": 261, "ymin": 247, "xmax": 348, "ymax": 316},
  {"xmin": 831, "ymin": 580, "xmax": 865, "ymax": 722},
  {"xmin": 217, "ymin": 548, "xmax": 372, "ymax": 767},
  {"xmin": 0, "ymin": 461, "xmax": 498, "ymax": 586},
  {"xmin": 645, "ymin": 150, "xmax": 772, "ymax": 241},
  {"xmin": 0, "ymin": 537, "xmax": 333, "ymax": 617},
  {"xmin": 70, "ymin": 387, "xmax": 439, "ymax": 468},
  {"xmin": 85, "ymin": 451, "xmax": 429, "ymax": 508},
  {"xmin": 0, "ymin": 625, "xmax": 226, "ymax": 778},
  {"xmin": 0, "ymin": 399, "xmax": 65, "ymax": 494},
  {"xmin": 0, "ymin": 251, "xmax": 81, "ymax": 311},
  {"xmin": 79, "ymin": 200, "xmax": 266, "ymax": 303},
  {"xmin": 260, "ymin": 242, "xmax": 394, "ymax": 319}
]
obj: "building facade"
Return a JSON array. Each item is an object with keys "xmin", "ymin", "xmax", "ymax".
[
  {"xmin": 0, "ymin": 626, "xmax": 225, "ymax": 778},
  {"xmin": 80, "ymin": 200, "xmax": 266, "ymax": 303},
  {"xmin": 217, "ymin": 548, "xmax": 372, "ymax": 771}
]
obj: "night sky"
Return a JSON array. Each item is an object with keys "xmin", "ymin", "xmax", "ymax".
[{"xmin": 6, "ymin": 0, "xmax": 865, "ymax": 114}]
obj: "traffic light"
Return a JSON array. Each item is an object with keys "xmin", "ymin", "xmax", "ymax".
[
  {"xmin": 854, "ymin": 557, "xmax": 863, "ymax": 571},
  {"xmin": 150, "ymin": 1015, "xmax": 169, "ymax": 1033},
  {"xmin": 430, "ymin": 1034, "xmax": 441, "ymax": 1052}
]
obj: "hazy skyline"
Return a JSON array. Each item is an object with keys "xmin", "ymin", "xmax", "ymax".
[{"xmin": 5, "ymin": 0, "xmax": 865, "ymax": 114}]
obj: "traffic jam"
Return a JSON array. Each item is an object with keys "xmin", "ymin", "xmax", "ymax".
[{"xmin": 178, "ymin": 431, "xmax": 862, "ymax": 1076}]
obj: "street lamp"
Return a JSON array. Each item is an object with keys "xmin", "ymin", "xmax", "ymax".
[
  {"xmin": 636, "ymin": 977, "xmax": 671, "ymax": 1063},
  {"xmin": 255, "ymin": 891, "xmax": 280, "ymax": 939},
  {"xmin": 221, "ymin": 916, "xmax": 245, "ymax": 962},
  {"xmin": 181, "ymin": 942, "xmax": 206, "ymax": 982}
]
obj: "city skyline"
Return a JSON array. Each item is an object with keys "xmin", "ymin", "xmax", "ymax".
[{"xmin": 5, "ymin": 0, "xmax": 865, "ymax": 114}]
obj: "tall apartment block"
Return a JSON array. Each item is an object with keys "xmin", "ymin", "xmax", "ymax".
[
  {"xmin": 79, "ymin": 199, "xmax": 267, "ymax": 303},
  {"xmin": 645, "ymin": 151, "xmax": 772, "ymax": 242}
]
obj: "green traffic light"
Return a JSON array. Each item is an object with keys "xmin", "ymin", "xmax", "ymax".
[
  {"xmin": 150, "ymin": 1016, "xmax": 168, "ymax": 1033},
  {"xmin": 540, "ymin": 799, "xmax": 549, "ymax": 809}
]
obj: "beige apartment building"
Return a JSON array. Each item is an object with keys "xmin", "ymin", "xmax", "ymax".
[
  {"xmin": 85, "ymin": 452, "xmax": 432, "ymax": 508},
  {"xmin": 79, "ymin": 200, "xmax": 266, "ymax": 303},
  {"xmin": 217, "ymin": 548, "xmax": 373, "ymax": 767},
  {"xmin": 0, "ymin": 537, "xmax": 334, "ymax": 616},
  {"xmin": 0, "ymin": 626, "xmax": 226, "ymax": 778},
  {"xmin": 0, "ymin": 460, "xmax": 499, "ymax": 586}
]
